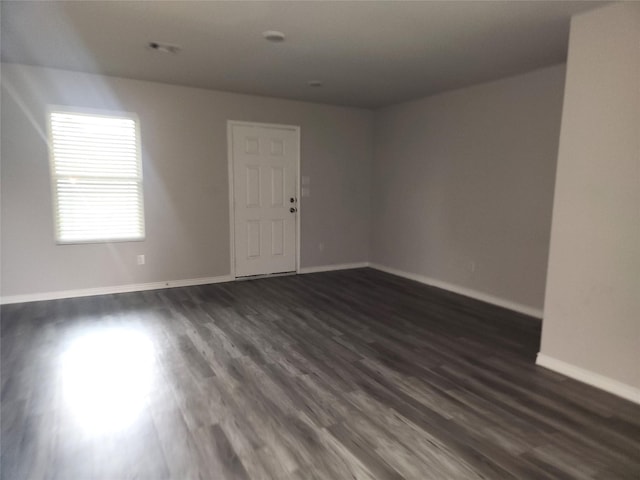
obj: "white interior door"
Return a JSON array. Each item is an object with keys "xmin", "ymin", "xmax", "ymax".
[{"xmin": 230, "ymin": 123, "xmax": 299, "ymax": 277}]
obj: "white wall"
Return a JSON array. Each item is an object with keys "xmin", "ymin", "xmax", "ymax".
[
  {"xmin": 539, "ymin": 3, "xmax": 640, "ymax": 397},
  {"xmin": 371, "ymin": 65, "xmax": 566, "ymax": 315},
  {"xmin": 1, "ymin": 64, "xmax": 372, "ymax": 298}
]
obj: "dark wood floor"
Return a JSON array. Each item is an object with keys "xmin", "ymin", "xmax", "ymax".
[{"xmin": 1, "ymin": 268, "xmax": 639, "ymax": 480}]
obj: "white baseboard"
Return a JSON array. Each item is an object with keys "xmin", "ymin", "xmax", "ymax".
[
  {"xmin": 1, "ymin": 263, "xmax": 371, "ymax": 304},
  {"xmin": 369, "ymin": 263, "xmax": 543, "ymax": 318},
  {"xmin": 1, "ymin": 262, "xmax": 542, "ymax": 321},
  {"xmin": 0, "ymin": 275, "xmax": 234, "ymax": 305},
  {"xmin": 536, "ymin": 353, "xmax": 640, "ymax": 404},
  {"xmin": 298, "ymin": 262, "xmax": 370, "ymax": 274}
]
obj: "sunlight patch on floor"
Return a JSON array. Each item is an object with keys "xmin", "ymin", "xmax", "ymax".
[{"xmin": 61, "ymin": 327, "xmax": 155, "ymax": 435}]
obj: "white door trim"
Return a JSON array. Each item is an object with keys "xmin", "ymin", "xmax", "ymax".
[{"xmin": 227, "ymin": 120, "xmax": 301, "ymax": 279}]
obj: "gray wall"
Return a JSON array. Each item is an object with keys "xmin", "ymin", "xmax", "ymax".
[
  {"xmin": 1, "ymin": 64, "xmax": 372, "ymax": 297},
  {"xmin": 540, "ymin": 3, "xmax": 640, "ymax": 390},
  {"xmin": 371, "ymin": 65, "xmax": 566, "ymax": 312}
]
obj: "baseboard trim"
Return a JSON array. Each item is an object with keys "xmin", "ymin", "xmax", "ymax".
[
  {"xmin": 0, "ymin": 275, "xmax": 234, "ymax": 305},
  {"xmin": 536, "ymin": 353, "xmax": 640, "ymax": 404},
  {"xmin": 369, "ymin": 263, "xmax": 543, "ymax": 318},
  {"xmin": 1, "ymin": 263, "xmax": 372, "ymax": 304},
  {"xmin": 298, "ymin": 262, "xmax": 370, "ymax": 274}
]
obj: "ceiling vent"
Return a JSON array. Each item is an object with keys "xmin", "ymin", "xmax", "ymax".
[{"xmin": 147, "ymin": 42, "xmax": 181, "ymax": 54}]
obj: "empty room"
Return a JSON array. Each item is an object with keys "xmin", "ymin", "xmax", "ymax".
[{"xmin": 1, "ymin": 1, "xmax": 638, "ymax": 479}]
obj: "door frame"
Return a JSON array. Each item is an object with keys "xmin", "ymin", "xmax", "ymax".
[{"xmin": 227, "ymin": 120, "xmax": 301, "ymax": 279}]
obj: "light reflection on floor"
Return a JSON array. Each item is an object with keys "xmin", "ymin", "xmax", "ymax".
[{"xmin": 61, "ymin": 327, "xmax": 155, "ymax": 435}]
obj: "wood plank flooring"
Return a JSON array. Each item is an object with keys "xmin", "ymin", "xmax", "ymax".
[{"xmin": 1, "ymin": 268, "xmax": 639, "ymax": 479}]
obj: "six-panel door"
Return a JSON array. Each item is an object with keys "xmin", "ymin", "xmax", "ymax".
[{"xmin": 231, "ymin": 124, "xmax": 298, "ymax": 277}]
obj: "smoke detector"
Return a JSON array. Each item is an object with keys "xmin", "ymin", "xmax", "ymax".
[{"xmin": 262, "ymin": 30, "xmax": 286, "ymax": 42}]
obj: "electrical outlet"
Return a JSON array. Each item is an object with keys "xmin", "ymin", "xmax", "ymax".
[
  {"xmin": 469, "ymin": 260, "xmax": 476, "ymax": 273},
  {"xmin": 137, "ymin": 254, "xmax": 145, "ymax": 265},
  {"xmin": 319, "ymin": 242, "xmax": 325, "ymax": 252},
  {"xmin": 302, "ymin": 187, "xmax": 311, "ymax": 197}
]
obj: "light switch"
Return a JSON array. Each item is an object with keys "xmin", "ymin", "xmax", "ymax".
[
  {"xmin": 302, "ymin": 187, "xmax": 311, "ymax": 197},
  {"xmin": 301, "ymin": 176, "xmax": 310, "ymax": 185}
]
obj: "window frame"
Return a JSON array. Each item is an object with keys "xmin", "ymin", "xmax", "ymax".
[{"xmin": 47, "ymin": 105, "xmax": 146, "ymax": 245}]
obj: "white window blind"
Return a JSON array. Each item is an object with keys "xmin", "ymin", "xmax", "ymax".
[{"xmin": 49, "ymin": 110, "xmax": 145, "ymax": 243}]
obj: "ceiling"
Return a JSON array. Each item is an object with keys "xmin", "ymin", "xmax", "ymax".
[{"xmin": 1, "ymin": 1, "xmax": 605, "ymax": 109}]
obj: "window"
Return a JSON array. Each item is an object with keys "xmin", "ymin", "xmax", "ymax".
[{"xmin": 49, "ymin": 109, "xmax": 145, "ymax": 243}]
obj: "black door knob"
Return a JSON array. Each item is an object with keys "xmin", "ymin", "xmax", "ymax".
[
  {"xmin": 290, "ymin": 207, "xmax": 297, "ymax": 213},
  {"xmin": 290, "ymin": 197, "xmax": 295, "ymax": 203}
]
